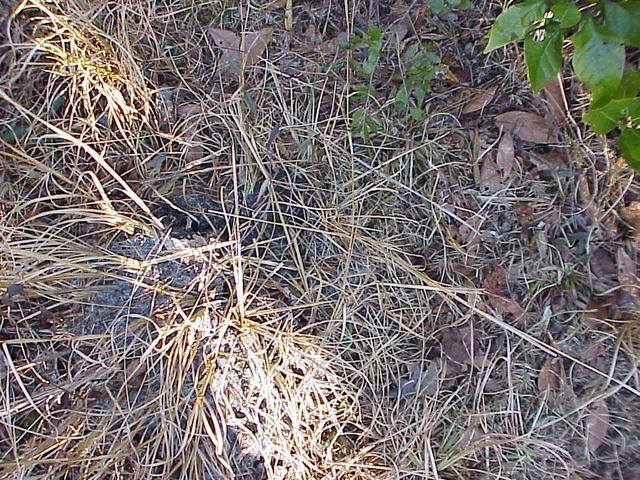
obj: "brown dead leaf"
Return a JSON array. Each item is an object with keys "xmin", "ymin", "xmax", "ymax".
[
  {"xmin": 541, "ymin": 74, "xmax": 565, "ymax": 127},
  {"xmin": 487, "ymin": 293, "xmax": 526, "ymax": 321},
  {"xmin": 208, "ymin": 27, "xmax": 273, "ymax": 75},
  {"xmin": 495, "ymin": 111, "xmax": 558, "ymax": 144},
  {"xmin": 582, "ymin": 299, "xmax": 611, "ymax": 329},
  {"xmin": 528, "ymin": 151, "xmax": 569, "ymax": 172},
  {"xmin": 479, "ymin": 152, "xmax": 503, "ymax": 193},
  {"xmin": 537, "ymin": 357, "xmax": 561, "ymax": 393},
  {"xmin": 440, "ymin": 326, "xmax": 477, "ymax": 376},
  {"xmin": 482, "ymin": 265, "xmax": 508, "ymax": 294},
  {"xmin": 480, "ymin": 133, "xmax": 513, "ymax": 193},
  {"xmin": 242, "ymin": 28, "xmax": 273, "ymax": 69},
  {"xmin": 462, "ymin": 86, "xmax": 497, "ymax": 114},
  {"xmin": 496, "ymin": 131, "xmax": 515, "ymax": 178},
  {"xmin": 617, "ymin": 247, "xmax": 638, "ymax": 288},
  {"xmin": 578, "ymin": 176, "xmax": 600, "ymax": 225},
  {"xmin": 585, "ymin": 400, "xmax": 609, "ymax": 454}
]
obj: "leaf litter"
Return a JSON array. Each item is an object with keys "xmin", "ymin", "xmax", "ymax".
[
  {"xmin": 208, "ymin": 27, "xmax": 273, "ymax": 76},
  {"xmin": 495, "ymin": 111, "xmax": 558, "ymax": 144}
]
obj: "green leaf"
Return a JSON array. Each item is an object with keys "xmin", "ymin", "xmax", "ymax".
[
  {"xmin": 582, "ymin": 97, "xmax": 640, "ymax": 134},
  {"xmin": 613, "ymin": 69, "xmax": 640, "ymax": 100},
  {"xmin": 571, "ymin": 17, "xmax": 625, "ymax": 108},
  {"xmin": 603, "ymin": 1, "xmax": 640, "ymax": 48},
  {"xmin": 395, "ymin": 85, "xmax": 410, "ymax": 109},
  {"xmin": 485, "ymin": 0, "xmax": 548, "ymax": 52},
  {"xmin": 525, "ymin": 27, "xmax": 563, "ymax": 93},
  {"xmin": 430, "ymin": 0, "xmax": 447, "ymax": 13},
  {"xmin": 410, "ymin": 107, "xmax": 426, "ymax": 121},
  {"xmin": 1, "ymin": 124, "xmax": 28, "ymax": 144},
  {"xmin": 414, "ymin": 84, "xmax": 427, "ymax": 104},
  {"xmin": 460, "ymin": 0, "xmax": 474, "ymax": 10},
  {"xmin": 550, "ymin": 2, "xmax": 581, "ymax": 28},
  {"xmin": 618, "ymin": 128, "xmax": 640, "ymax": 172}
]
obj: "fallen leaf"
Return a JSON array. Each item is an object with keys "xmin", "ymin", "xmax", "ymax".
[
  {"xmin": 479, "ymin": 152, "xmax": 503, "ymax": 193},
  {"xmin": 585, "ymin": 400, "xmax": 609, "ymax": 454},
  {"xmin": 527, "ymin": 151, "xmax": 570, "ymax": 172},
  {"xmin": 495, "ymin": 111, "xmax": 558, "ymax": 144},
  {"xmin": 496, "ymin": 131, "xmax": 515, "ymax": 179},
  {"xmin": 541, "ymin": 74, "xmax": 565, "ymax": 127},
  {"xmin": 578, "ymin": 176, "xmax": 600, "ymax": 225},
  {"xmin": 617, "ymin": 247, "xmax": 638, "ymax": 288},
  {"xmin": 208, "ymin": 27, "xmax": 273, "ymax": 75},
  {"xmin": 462, "ymin": 86, "xmax": 497, "ymax": 114},
  {"xmin": 487, "ymin": 293, "xmax": 526, "ymax": 321},
  {"xmin": 537, "ymin": 357, "xmax": 561, "ymax": 393},
  {"xmin": 589, "ymin": 247, "xmax": 617, "ymax": 278},
  {"xmin": 482, "ymin": 265, "xmax": 508, "ymax": 294},
  {"xmin": 440, "ymin": 326, "xmax": 477, "ymax": 376},
  {"xmin": 242, "ymin": 28, "xmax": 273, "ymax": 70}
]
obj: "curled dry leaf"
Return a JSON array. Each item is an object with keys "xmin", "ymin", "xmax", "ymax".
[
  {"xmin": 462, "ymin": 86, "xmax": 497, "ymax": 114},
  {"xmin": 578, "ymin": 176, "xmax": 600, "ymax": 225},
  {"xmin": 495, "ymin": 111, "xmax": 558, "ymax": 144},
  {"xmin": 585, "ymin": 400, "xmax": 610, "ymax": 454},
  {"xmin": 541, "ymin": 74, "xmax": 565, "ymax": 127},
  {"xmin": 537, "ymin": 357, "xmax": 561, "ymax": 393}
]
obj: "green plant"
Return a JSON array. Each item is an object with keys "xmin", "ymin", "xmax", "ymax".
[
  {"xmin": 394, "ymin": 44, "xmax": 442, "ymax": 121},
  {"xmin": 428, "ymin": 0, "xmax": 474, "ymax": 15},
  {"xmin": 349, "ymin": 27, "xmax": 443, "ymax": 139},
  {"xmin": 349, "ymin": 27, "xmax": 385, "ymax": 142},
  {"xmin": 485, "ymin": 0, "xmax": 640, "ymax": 170}
]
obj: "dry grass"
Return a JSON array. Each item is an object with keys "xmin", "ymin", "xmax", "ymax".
[{"xmin": 1, "ymin": 0, "xmax": 639, "ymax": 479}]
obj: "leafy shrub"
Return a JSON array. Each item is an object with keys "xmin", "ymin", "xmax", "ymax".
[{"xmin": 485, "ymin": 0, "xmax": 640, "ymax": 170}]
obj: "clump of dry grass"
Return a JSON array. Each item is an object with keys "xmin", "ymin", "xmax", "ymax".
[{"xmin": 2, "ymin": 0, "xmax": 640, "ymax": 479}]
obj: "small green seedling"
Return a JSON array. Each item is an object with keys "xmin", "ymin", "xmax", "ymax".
[{"xmin": 349, "ymin": 27, "xmax": 444, "ymax": 140}]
